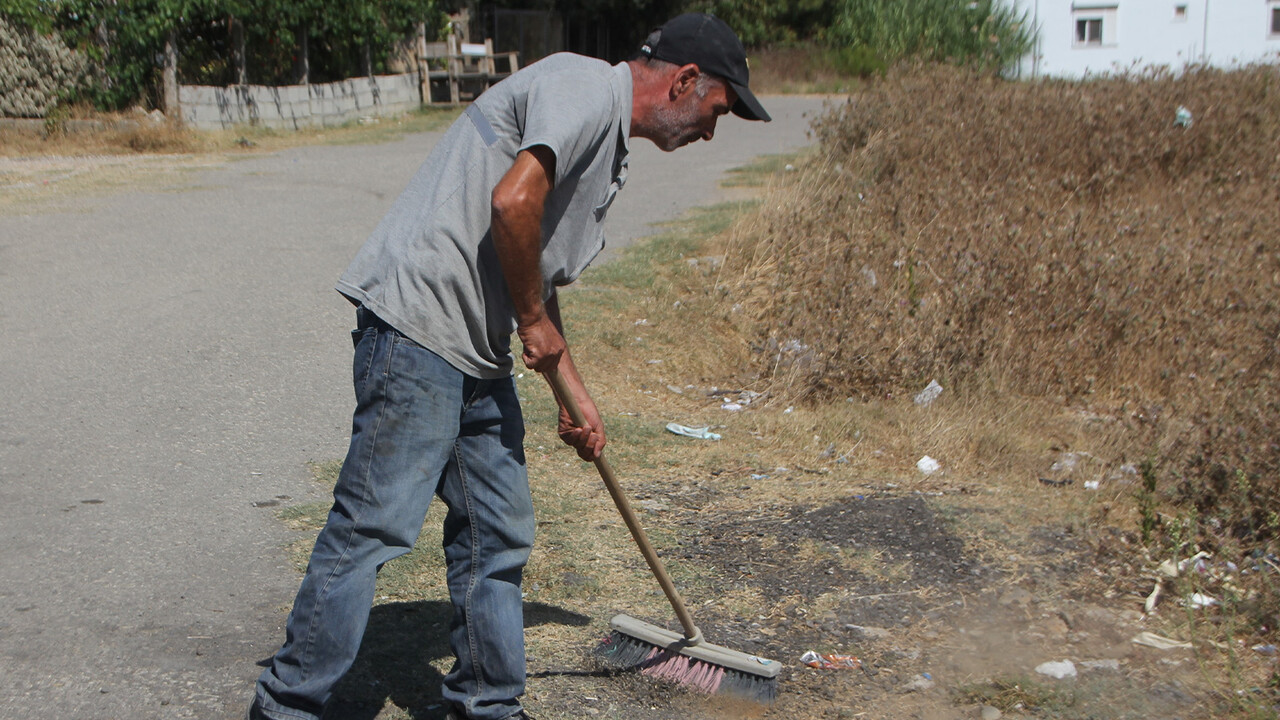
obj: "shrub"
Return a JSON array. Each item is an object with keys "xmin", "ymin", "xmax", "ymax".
[
  {"xmin": 724, "ymin": 62, "xmax": 1280, "ymax": 558},
  {"xmin": 0, "ymin": 16, "xmax": 88, "ymax": 118}
]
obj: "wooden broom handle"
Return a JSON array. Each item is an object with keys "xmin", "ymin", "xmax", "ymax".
[{"xmin": 545, "ymin": 368, "xmax": 703, "ymax": 644}]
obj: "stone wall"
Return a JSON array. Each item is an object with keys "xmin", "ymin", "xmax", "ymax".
[{"xmin": 179, "ymin": 73, "xmax": 421, "ymax": 130}]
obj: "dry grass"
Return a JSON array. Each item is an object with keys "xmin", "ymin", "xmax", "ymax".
[
  {"xmin": 704, "ymin": 64, "xmax": 1280, "ymax": 711},
  {"xmin": 0, "ymin": 117, "xmax": 211, "ymax": 157},
  {"xmin": 722, "ymin": 61, "xmax": 1280, "ymax": 568},
  {"xmin": 0, "ymin": 106, "xmax": 459, "ymax": 159}
]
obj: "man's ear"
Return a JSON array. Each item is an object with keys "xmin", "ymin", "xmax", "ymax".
[{"xmin": 669, "ymin": 63, "xmax": 701, "ymax": 100}]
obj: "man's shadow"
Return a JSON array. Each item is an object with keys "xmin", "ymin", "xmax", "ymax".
[{"xmin": 314, "ymin": 600, "xmax": 592, "ymax": 720}]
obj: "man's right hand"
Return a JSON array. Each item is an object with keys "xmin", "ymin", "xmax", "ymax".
[
  {"xmin": 546, "ymin": 364, "xmax": 606, "ymax": 462},
  {"xmin": 517, "ymin": 312, "xmax": 566, "ymax": 373}
]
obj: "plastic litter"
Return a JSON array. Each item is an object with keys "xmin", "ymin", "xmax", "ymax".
[
  {"xmin": 800, "ymin": 651, "xmax": 862, "ymax": 669},
  {"xmin": 1084, "ymin": 480, "xmax": 1100, "ymax": 490},
  {"xmin": 1145, "ymin": 581, "xmax": 1162, "ymax": 614},
  {"xmin": 1132, "ymin": 631, "xmax": 1192, "ymax": 650},
  {"xmin": 1186, "ymin": 592, "xmax": 1218, "ymax": 609},
  {"xmin": 1158, "ymin": 550, "xmax": 1212, "ymax": 578},
  {"xmin": 916, "ymin": 455, "xmax": 941, "ymax": 475},
  {"xmin": 1035, "ymin": 659, "xmax": 1077, "ymax": 679},
  {"xmin": 900, "ymin": 673, "xmax": 934, "ymax": 692},
  {"xmin": 664, "ymin": 423, "xmax": 720, "ymax": 441},
  {"xmin": 1175, "ymin": 105, "xmax": 1193, "ymax": 128},
  {"xmin": 1252, "ymin": 644, "xmax": 1277, "ymax": 656},
  {"xmin": 913, "ymin": 379, "xmax": 943, "ymax": 407},
  {"xmin": 1050, "ymin": 452, "xmax": 1085, "ymax": 473}
]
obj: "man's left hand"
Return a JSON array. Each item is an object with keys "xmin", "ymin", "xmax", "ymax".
[{"xmin": 557, "ymin": 391, "xmax": 606, "ymax": 462}]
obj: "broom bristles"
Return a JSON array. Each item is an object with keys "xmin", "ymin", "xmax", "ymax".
[{"xmin": 598, "ymin": 631, "xmax": 778, "ymax": 703}]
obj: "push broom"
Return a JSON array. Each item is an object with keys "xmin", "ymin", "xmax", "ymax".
[{"xmin": 546, "ymin": 369, "xmax": 781, "ymax": 702}]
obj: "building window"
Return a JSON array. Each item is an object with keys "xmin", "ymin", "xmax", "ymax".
[
  {"xmin": 1077, "ymin": 17, "xmax": 1103, "ymax": 43},
  {"xmin": 1173, "ymin": 4, "xmax": 1187, "ymax": 21},
  {"xmin": 1073, "ymin": 5, "xmax": 1117, "ymax": 47},
  {"xmin": 1272, "ymin": 5, "xmax": 1280, "ymax": 36}
]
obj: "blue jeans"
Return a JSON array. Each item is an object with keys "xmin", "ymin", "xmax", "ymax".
[{"xmin": 255, "ymin": 308, "xmax": 534, "ymax": 720}]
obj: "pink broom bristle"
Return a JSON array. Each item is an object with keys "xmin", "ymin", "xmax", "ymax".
[{"xmin": 639, "ymin": 649, "xmax": 725, "ymax": 694}]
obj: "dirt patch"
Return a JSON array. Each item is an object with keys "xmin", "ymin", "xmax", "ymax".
[
  {"xmin": 565, "ymin": 493, "xmax": 1220, "ymax": 720},
  {"xmin": 676, "ymin": 495, "xmax": 982, "ymax": 638},
  {"xmin": 323, "ymin": 488, "xmax": 1223, "ymax": 719}
]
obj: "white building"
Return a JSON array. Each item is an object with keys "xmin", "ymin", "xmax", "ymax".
[{"xmin": 1013, "ymin": 0, "xmax": 1280, "ymax": 77}]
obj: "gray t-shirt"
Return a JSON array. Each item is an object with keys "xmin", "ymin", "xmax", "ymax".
[{"xmin": 337, "ymin": 53, "xmax": 632, "ymax": 378}]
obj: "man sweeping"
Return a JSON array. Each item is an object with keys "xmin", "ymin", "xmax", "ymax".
[{"xmin": 248, "ymin": 13, "xmax": 769, "ymax": 720}]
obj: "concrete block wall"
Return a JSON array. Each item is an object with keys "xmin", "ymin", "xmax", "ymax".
[{"xmin": 179, "ymin": 73, "xmax": 421, "ymax": 130}]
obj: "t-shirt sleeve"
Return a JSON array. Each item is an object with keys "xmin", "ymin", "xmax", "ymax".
[{"xmin": 519, "ymin": 69, "xmax": 615, "ymax": 187}]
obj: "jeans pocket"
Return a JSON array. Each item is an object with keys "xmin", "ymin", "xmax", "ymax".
[{"xmin": 352, "ymin": 326, "xmax": 378, "ymax": 398}]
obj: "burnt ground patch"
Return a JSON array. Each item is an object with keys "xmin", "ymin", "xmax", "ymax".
[
  {"xmin": 634, "ymin": 495, "xmax": 992, "ymax": 679},
  {"xmin": 683, "ymin": 495, "xmax": 981, "ymax": 603}
]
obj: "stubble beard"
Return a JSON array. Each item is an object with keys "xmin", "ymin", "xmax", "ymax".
[{"xmin": 652, "ymin": 101, "xmax": 701, "ymax": 151}]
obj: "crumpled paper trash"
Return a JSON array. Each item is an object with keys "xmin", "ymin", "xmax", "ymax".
[
  {"xmin": 1131, "ymin": 631, "xmax": 1192, "ymax": 650},
  {"xmin": 665, "ymin": 423, "xmax": 721, "ymax": 441},
  {"xmin": 913, "ymin": 379, "xmax": 943, "ymax": 406},
  {"xmin": 1035, "ymin": 659, "xmax": 1077, "ymax": 679}
]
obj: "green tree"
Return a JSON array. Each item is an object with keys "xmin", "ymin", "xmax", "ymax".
[
  {"xmin": 45, "ymin": 0, "xmax": 444, "ymax": 108},
  {"xmin": 683, "ymin": 0, "xmax": 835, "ymax": 46},
  {"xmin": 2, "ymin": 0, "xmax": 58, "ymax": 32},
  {"xmin": 830, "ymin": 0, "xmax": 1032, "ymax": 73}
]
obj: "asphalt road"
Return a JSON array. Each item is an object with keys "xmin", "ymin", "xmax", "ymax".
[{"xmin": 0, "ymin": 94, "xmax": 831, "ymax": 720}]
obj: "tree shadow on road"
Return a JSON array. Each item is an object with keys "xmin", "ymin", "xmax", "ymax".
[{"xmin": 322, "ymin": 600, "xmax": 591, "ymax": 720}]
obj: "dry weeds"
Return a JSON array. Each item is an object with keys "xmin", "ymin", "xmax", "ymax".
[{"xmin": 720, "ymin": 64, "xmax": 1280, "ymax": 643}]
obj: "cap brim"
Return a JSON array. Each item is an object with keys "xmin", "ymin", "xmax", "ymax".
[{"xmin": 729, "ymin": 81, "xmax": 771, "ymax": 122}]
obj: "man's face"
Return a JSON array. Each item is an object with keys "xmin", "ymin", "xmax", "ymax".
[{"xmin": 652, "ymin": 75, "xmax": 737, "ymax": 152}]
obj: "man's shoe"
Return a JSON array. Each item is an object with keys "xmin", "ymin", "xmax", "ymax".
[{"xmin": 444, "ymin": 706, "xmax": 535, "ymax": 720}]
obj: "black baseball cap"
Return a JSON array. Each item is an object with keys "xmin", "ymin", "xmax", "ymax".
[{"xmin": 639, "ymin": 13, "xmax": 771, "ymax": 122}]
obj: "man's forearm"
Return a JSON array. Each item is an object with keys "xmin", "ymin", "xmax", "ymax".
[{"xmin": 492, "ymin": 147, "xmax": 555, "ymax": 326}]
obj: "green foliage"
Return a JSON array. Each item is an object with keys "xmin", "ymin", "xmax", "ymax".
[
  {"xmin": 824, "ymin": 44, "xmax": 887, "ymax": 76},
  {"xmin": 681, "ymin": 0, "xmax": 1030, "ymax": 73},
  {"xmin": 830, "ymin": 0, "xmax": 1033, "ymax": 73},
  {"xmin": 684, "ymin": 0, "xmax": 835, "ymax": 46},
  {"xmin": 37, "ymin": 0, "xmax": 445, "ymax": 110},
  {"xmin": 1, "ymin": 0, "xmax": 57, "ymax": 32}
]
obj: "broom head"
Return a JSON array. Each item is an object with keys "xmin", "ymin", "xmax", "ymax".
[{"xmin": 597, "ymin": 614, "xmax": 780, "ymax": 703}]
